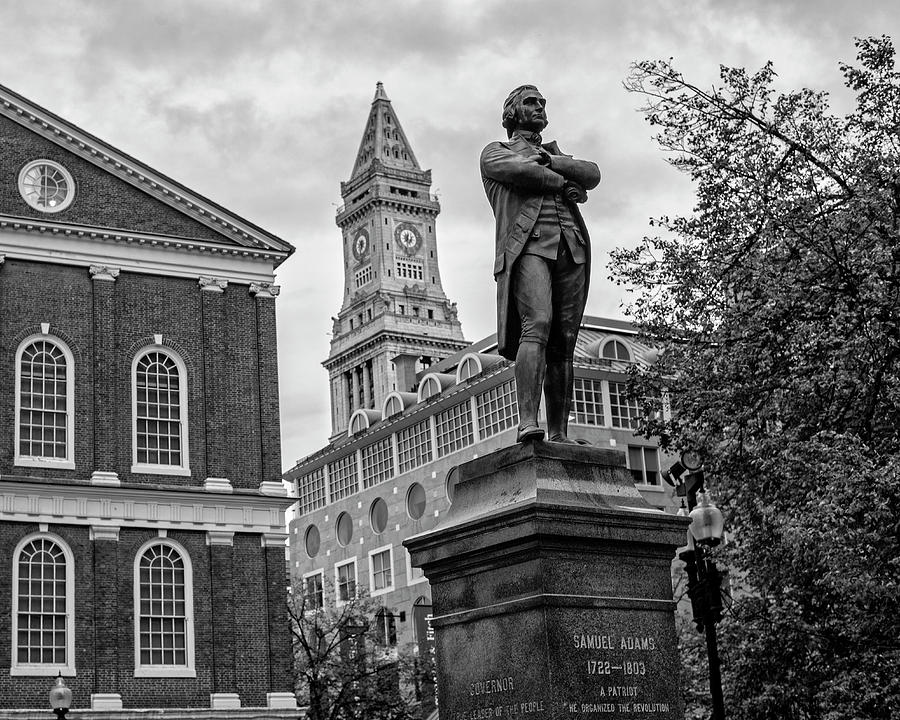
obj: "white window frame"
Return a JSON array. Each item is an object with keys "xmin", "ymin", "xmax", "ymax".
[
  {"xmin": 302, "ymin": 569, "xmax": 325, "ymax": 611},
  {"xmin": 10, "ymin": 532, "xmax": 76, "ymax": 676},
  {"xmin": 334, "ymin": 557, "xmax": 358, "ymax": 607},
  {"xmin": 456, "ymin": 353, "xmax": 483, "ymax": 383},
  {"xmin": 601, "ymin": 337, "xmax": 632, "ymax": 362},
  {"xmin": 627, "ymin": 445, "xmax": 661, "ymax": 487},
  {"xmin": 131, "ymin": 346, "xmax": 191, "ymax": 476},
  {"xmin": 14, "ymin": 334, "xmax": 76, "ymax": 470},
  {"xmin": 18, "ymin": 159, "xmax": 76, "ymax": 213},
  {"xmin": 417, "ymin": 374, "xmax": 442, "ymax": 402},
  {"xmin": 404, "ymin": 547, "xmax": 428, "ymax": 587},
  {"xmin": 368, "ymin": 544, "xmax": 395, "ymax": 598},
  {"xmin": 133, "ymin": 537, "xmax": 196, "ymax": 678}
]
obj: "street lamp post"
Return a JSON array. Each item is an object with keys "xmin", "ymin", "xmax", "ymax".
[
  {"xmin": 679, "ymin": 490, "xmax": 727, "ymax": 720},
  {"xmin": 49, "ymin": 673, "xmax": 72, "ymax": 719}
]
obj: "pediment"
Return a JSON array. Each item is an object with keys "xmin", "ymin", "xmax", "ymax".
[{"xmin": 0, "ymin": 83, "xmax": 293, "ymax": 262}]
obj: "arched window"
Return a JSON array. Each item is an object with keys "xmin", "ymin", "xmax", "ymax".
[
  {"xmin": 417, "ymin": 372, "xmax": 455, "ymax": 403},
  {"xmin": 382, "ymin": 394, "xmax": 403, "ymax": 419},
  {"xmin": 132, "ymin": 348, "xmax": 190, "ymax": 475},
  {"xmin": 601, "ymin": 339, "xmax": 631, "ymax": 362},
  {"xmin": 15, "ymin": 336, "xmax": 75, "ymax": 468},
  {"xmin": 11, "ymin": 533, "xmax": 75, "ymax": 675},
  {"xmin": 349, "ymin": 409, "xmax": 380, "ymax": 436},
  {"xmin": 134, "ymin": 539, "xmax": 195, "ymax": 677},
  {"xmin": 418, "ymin": 375, "xmax": 441, "ymax": 401},
  {"xmin": 457, "ymin": 355, "xmax": 481, "ymax": 382}
]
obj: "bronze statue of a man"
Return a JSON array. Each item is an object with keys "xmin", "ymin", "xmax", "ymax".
[{"xmin": 480, "ymin": 85, "xmax": 601, "ymax": 443}]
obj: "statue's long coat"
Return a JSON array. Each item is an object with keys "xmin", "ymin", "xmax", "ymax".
[{"xmin": 480, "ymin": 135, "xmax": 596, "ymax": 360}]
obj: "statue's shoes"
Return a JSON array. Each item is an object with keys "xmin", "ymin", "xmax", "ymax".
[
  {"xmin": 517, "ymin": 425, "xmax": 545, "ymax": 443},
  {"xmin": 547, "ymin": 433, "xmax": 578, "ymax": 444}
]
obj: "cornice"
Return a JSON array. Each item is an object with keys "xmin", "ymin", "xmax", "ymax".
[
  {"xmin": 0, "ymin": 477, "xmax": 293, "ymax": 536},
  {"xmin": 324, "ymin": 331, "xmax": 468, "ymax": 371},
  {"xmin": 0, "ymin": 218, "xmax": 281, "ymax": 285},
  {"xmin": 0, "ymin": 90, "xmax": 293, "ymax": 258},
  {"xmin": 336, "ymin": 195, "xmax": 440, "ymax": 228}
]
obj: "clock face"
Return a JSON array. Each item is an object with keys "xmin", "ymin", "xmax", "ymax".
[
  {"xmin": 351, "ymin": 228, "xmax": 370, "ymax": 261},
  {"xmin": 394, "ymin": 222, "xmax": 423, "ymax": 255}
]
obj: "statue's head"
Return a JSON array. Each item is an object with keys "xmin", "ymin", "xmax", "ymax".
[{"xmin": 502, "ymin": 85, "xmax": 547, "ymax": 138}]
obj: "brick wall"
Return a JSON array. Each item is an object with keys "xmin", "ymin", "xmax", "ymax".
[
  {"xmin": 0, "ymin": 258, "xmax": 280, "ymax": 489},
  {"xmin": 0, "ymin": 522, "xmax": 292, "ymax": 709},
  {"xmin": 0, "ymin": 114, "xmax": 223, "ymax": 242},
  {"xmin": 0, "ymin": 256, "xmax": 292, "ymax": 708}
]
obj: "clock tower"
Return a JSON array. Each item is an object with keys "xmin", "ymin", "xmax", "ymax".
[{"xmin": 326, "ymin": 82, "xmax": 467, "ymax": 438}]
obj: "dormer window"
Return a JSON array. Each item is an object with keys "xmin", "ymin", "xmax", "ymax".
[
  {"xmin": 419, "ymin": 375, "xmax": 442, "ymax": 401},
  {"xmin": 601, "ymin": 339, "xmax": 631, "ymax": 362}
]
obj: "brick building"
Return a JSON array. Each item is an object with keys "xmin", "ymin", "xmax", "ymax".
[
  {"xmin": 0, "ymin": 83, "xmax": 297, "ymax": 716},
  {"xmin": 283, "ymin": 85, "xmax": 674, "ymax": 656}
]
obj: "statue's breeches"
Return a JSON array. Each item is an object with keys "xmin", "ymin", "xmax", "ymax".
[{"xmin": 511, "ymin": 246, "xmax": 586, "ymax": 362}]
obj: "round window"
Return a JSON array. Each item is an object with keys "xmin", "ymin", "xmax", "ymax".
[
  {"xmin": 407, "ymin": 482, "xmax": 427, "ymax": 519},
  {"xmin": 336, "ymin": 512, "xmax": 353, "ymax": 547},
  {"xmin": 18, "ymin": 160, "xmax": 75, "ymax": 213},
  {"xmin": 370, "ymin": 497, "xmax": 389, "ymax": 534},
  {"xmin": 304, "ymin": 525, "xmax": 320, "ymax": 558}
]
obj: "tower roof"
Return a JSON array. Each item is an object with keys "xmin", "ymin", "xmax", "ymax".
[{"xmin": 349, "ymin": 82, "xmax": 421, "ymax": 179}]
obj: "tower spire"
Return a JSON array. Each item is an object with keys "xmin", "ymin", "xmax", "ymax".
[
  {"xmin": 327, "ymin": 87, "xmax": 467, "ymax": 438},
  {"xmin": 350, "ymin": 82, "xmax": 420, "ymax": 180}
]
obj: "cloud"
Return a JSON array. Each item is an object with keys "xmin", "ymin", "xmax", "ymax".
[{"xmin": 1, "ymin": 0, "xmax": 894, "ymax": 467}]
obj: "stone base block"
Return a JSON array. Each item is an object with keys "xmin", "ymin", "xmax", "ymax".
[
  {"xmin": 406, "ymin": 441, "xmax": 689, "ymax": 720},
  {"xmin": 91, "ymin": 693, "xmax": 123, "ymax": 710},
  {"xmin": 267, "ymin": 692, "xmax": 299, "ymax": 708},
  {"xmin": 210, "ymin": 693, "xmax": 241, "ymax": 709}
]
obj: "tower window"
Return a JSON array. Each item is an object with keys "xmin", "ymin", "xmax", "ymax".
[
  {"xmin": 428, "ymin": 309, "xmax": 434, "ymax": 319},
  {"xmin": 355, "ymin": 266, "xmax": 372, "ymax": 288},
  {"xmin": 396, "ymin": 260, "xmax": 424, "ymax": 280}
]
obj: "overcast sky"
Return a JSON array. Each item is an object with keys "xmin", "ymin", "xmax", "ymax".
[{"xmin": 1, "ymin": 1, "xmax": 895, "ymax": 469}]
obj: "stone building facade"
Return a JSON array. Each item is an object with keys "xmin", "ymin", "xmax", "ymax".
[{"xmin": 0, "ymin": 82, "xmax": 297, "ymax": 716}]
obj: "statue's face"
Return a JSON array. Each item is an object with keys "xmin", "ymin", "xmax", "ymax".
[{"xmin": 515, "ymin": 89, "xmax": 547, "ymax": 133}]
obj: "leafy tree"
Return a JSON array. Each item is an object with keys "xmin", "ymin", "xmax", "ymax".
[
  {"xmin": 288, "ymin": 578, "xmax": 428, "ymax": 720},
  {"xmin": 614, "ymin": 36, "xmax": 900, "ymax": 719}
]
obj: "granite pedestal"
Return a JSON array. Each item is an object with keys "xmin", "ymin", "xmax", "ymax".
[{"xmin": 404, "ymin": 442, "xmax": 688, "ymax": 720}]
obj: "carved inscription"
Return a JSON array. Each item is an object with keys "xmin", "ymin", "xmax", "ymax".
[
  {"xmin": 562, "ymin": 629, "xmax": 670, "ymax": 715},
  {"xmin": 448, "ymin": 627, "xmax": 675, "ymax": 718},
  {"xmin": 450, "ymin": 677, "xmax": 546, "ymax": 720}
]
